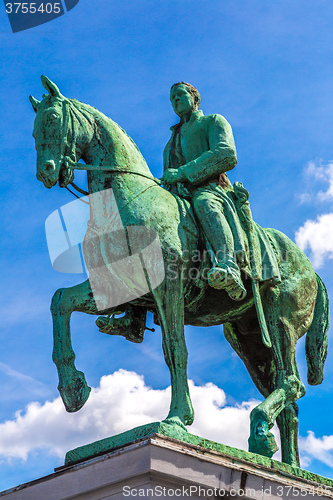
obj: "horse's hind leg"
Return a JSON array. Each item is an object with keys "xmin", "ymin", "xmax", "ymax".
[
  {"xmin": 51, "ymin": 279, "xmax": 99, "ymax": 412},
  {"xmin": 249, "ymin": 343, "xmax": 305, "ymax": 464},
  {"xmin": 248, "ymin": 287, "xmax": 306, "ymax": 465},
  {"xmin": 276, "ymin": 402, "xmax": 300, "ymax": 467}
]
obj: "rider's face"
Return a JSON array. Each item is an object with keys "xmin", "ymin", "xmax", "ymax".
[{"xmin": 170, "ymin": 85, "xmax": 195, "ymax": 119}]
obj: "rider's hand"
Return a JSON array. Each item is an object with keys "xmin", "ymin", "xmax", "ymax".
[{"xmin": 161, "ymin": 168, "xmax": 186, "ymax": 185}]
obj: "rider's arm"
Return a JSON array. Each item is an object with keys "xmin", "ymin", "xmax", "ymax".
[{"xmin": 178, "ymin": 114, "xmax": 237, "ymax": 186}]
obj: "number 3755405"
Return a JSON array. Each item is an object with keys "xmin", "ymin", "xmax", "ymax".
[{"xmin": 5, "ymin": 3, "xmax": 62, "ymax": 14}]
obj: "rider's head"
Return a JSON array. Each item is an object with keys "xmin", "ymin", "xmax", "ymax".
[{"xmin": 170, "ymin": 82, "xmax": 201, "ymax": 119}]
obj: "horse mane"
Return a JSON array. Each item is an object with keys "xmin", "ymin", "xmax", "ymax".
[{"xmin": 65, "ymin": 98, "xmax": 148, "ymax": 169}]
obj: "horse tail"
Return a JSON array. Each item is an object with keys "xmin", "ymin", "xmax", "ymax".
[{"xmin": 305, "ymin": 273, "xmax": 330, "ymax": 386}]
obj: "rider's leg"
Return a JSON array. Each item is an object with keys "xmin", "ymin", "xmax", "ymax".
[
  {"xmin": 96, "ymin": 305, "xmax": 147, "ymax": 343},
  {"xmin": 192, "ymin": 191, "xmax": 246, "ymax": 301}
]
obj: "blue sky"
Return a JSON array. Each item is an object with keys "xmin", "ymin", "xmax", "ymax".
[{"xmin": 1, "ymin": 0, "xmax": 333, "ymax": 491}]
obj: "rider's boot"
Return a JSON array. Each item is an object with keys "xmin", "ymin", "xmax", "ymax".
[
  {"xmin": 208, "ymin": 257, "xmax": 247, "ymax": 301},
  {"xmin": 96, "ymin": 305, "xmax": 147, "ymax": 343}
]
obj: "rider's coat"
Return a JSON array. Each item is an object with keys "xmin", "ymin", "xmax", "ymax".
[{"xmin": 163, "ymin": 110, "xmax": 236, "ymax": 187}]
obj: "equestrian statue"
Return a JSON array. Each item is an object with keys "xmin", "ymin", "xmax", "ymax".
[{"xmin": 29, "ymin": 76, "xmax": 329, "ymax": 468}]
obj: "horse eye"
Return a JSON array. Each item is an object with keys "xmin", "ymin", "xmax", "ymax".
[{"xmin": 45, "ymin": 112, "xmax": 59, "ymax": 120}]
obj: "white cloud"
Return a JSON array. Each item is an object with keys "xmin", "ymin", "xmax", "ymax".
[
  {"xmin": 300, "ymin": 161, "xmax": 333, "ymax": 203},
  {"xmin": 295, "ymin": 213, "xmax": 333, "ymax": 268},
  {"xmin": 188, "ymin": 382, "xmax": 260, "ymax": 450},
  {"xmin": 295, "ymin": 160, "xmax": 333, "ymax": 267},
  {"xmin": 299, "ymin": 431, "xmax": 333, "ymax": 468},
  {"xmin": 0, "ymin": 369, "xmax": 264, "ymax": 463}
]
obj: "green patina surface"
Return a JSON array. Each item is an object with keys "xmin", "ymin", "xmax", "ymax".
[
  {"xmin": 31, "ymin": 77, "xmax": 329, "ymax": 470},
  {"xmin": 64, "ymin": 424, "xmax": 333, "ymax": 488}
]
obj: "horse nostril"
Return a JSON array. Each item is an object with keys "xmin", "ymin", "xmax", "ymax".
[{"xmin": 44, "ymin": 161, "xmax": 56, "ymax": 173}]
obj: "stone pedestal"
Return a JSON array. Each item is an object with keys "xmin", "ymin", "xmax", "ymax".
[{"xmin": 1, "ymin": 433, "xmax": 332, "ymax": 499}]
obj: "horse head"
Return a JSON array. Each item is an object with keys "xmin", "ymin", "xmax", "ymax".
[{"xmin": 30, "ymin": 76, "xmax": 78, "ymax": 189}]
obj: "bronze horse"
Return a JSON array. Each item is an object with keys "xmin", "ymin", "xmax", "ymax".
[{"xmin": 30, "ymin": 76, "xmax": 329, "ymax": 467}]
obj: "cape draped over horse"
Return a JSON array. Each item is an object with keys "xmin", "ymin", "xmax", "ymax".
[{"xmin": 30, "ymin": 76, "xmax": 329, "ymax": 467}]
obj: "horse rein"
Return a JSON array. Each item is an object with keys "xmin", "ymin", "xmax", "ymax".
[
  {"xmin": 73, "ymin": 162, "xmax": 162, "ymax": 185},
  {"xmin": 64, "ymin": 161, "xmax": 163, "ymax": 204},
  {"xmin": 65, "ymin": 162, "xmax": 163, "ymax": 204}
]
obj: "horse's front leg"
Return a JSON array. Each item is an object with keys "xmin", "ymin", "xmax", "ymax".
[
  {"xmin": 152, "ymin": 277, "xmax": 194, "ymax": 429},
  {"xmin": 51, "ymin": 279, "xmax": 98, "ymax": 412}
]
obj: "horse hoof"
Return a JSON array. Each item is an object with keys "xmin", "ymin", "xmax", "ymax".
[
  {"xmin": 164, "ymin": 404, "xmax": 194, "ymax": 428},
  {"xmin": 58, "ymin": 371, "xmax": 91, "ymax": 413},
  {"xmin": 163, "ymin": 416, "xmax": 188, "ymax": 431},
  {"xmin": 184, "ymin": 411, "xmax": 194, "ymax": 426},
  {"xmin": 248, "ymin": 419, "xmax": 279, "ymax": 458}
]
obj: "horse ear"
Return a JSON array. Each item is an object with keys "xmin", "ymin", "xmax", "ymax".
[
  {"xmin": 29, "ymin": 95, "xmax": 41, "ymax": 113},
  {"xmin": 41, "ymin": 75, "xmax": 63, "ymax": 97}
]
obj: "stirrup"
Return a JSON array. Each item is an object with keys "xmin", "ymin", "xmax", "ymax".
[{"xmin": 207, "ymin": 265, "xmax": 247, "ymax": 301}]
